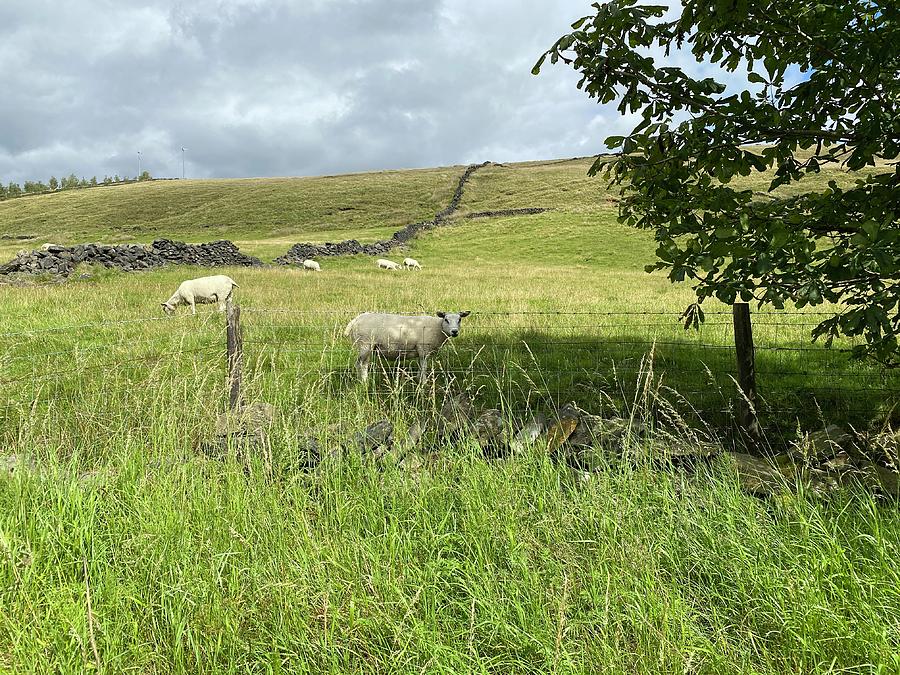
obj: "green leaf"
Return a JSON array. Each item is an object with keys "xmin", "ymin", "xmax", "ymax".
[
  {"xmin": 714, "ymin": 227, "xmax": 737, "ymax": 239},
  {"xmin": 851, "ymin": 232, "xmax": 869, "ymax": 247},
  {"xmin": 861, "ymin": 220, "xmax": 880, "ymax": 240},
  {"xmin": 771, "ymin": 228, "xmax": 790, "ymax": 249}
]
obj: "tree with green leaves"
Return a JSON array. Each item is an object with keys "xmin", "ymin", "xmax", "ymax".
[
  {"xmin": 49, "ymin": 176, "xmax": 58, "ymax": 191},
  {"xmin": 535, "ymin": 0, "xmax": 899, "ymax": 364},
  {"xmin": 25, "ymin": 181, "xmax": 49, "ymax": 194}
]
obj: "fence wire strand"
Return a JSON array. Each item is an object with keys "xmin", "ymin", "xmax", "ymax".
[{"xmin": 1, "ymin": 307, "xmax": 898, "ymax": 425}]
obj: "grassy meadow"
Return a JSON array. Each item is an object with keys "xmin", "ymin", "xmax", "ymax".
[
  {"xmin": 1, "ymin": 157, "xmax": 899, "ymax": 672},
  {"xmin": 0, "ymin": 166, "xmax": 463, "ymax": 261}
]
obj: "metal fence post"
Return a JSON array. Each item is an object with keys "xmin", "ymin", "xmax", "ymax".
[
  {"xmin": 226, "ymin": 304, "xmax": 243, "ymax": 411},
  {"xmin": 733, "ymin": 302, "xmax": 761, "ymax": 450}
]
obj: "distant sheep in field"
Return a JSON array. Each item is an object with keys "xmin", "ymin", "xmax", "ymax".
[
  {"xmin": 377, "ymin": 258, "xmax": 402, "ymax": 270},
  {"xmin": 344, "ymin": 310, "xmax": 471, "ymax": 383},
  {"xmin": 302, "ymin": 259, "xmax": 321, "ymax": 272},
  {"xmin": 403, "ymin": 258, "xmax": 422, "ymax": 270},
  {"xmin": 161, "ymin": 274, "xmax": 239, "ymax": 315}
]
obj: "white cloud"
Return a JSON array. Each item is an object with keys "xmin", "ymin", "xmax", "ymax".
[{"xmin": 0, "ymin": 0, "xmax": 762, "ymax": 184}]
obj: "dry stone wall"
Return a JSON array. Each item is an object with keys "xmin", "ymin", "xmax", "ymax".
[
  {"xmin": 465, "ymin": 208, "xmax": 550, "ymax": 219},
  {"xmin": 275, "ymin": 162, "xmax": 492, "ymax": 265},
  {"xmin": 0, "ymin": 161, "xmax": 552, "ymax": 277},
  {"xmin": 0, "ymin": 239, "xmax": 262, "ymax": 277}
]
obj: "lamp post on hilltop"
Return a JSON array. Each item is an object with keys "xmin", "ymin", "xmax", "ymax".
[
  {"xmin": 181, "ymin": 147, "xmax": 186, "ymax": 179},
  {"xmin": 137, "ymin": 151, "xmax": 142, "ymax": 179}
]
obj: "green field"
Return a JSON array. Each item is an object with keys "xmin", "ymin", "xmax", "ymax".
[
  {"xmin": 1, "ymin": 157, "xmax": 899, "ymax": 672},
  {"xmin": 0, "ymin": 166, "xmax": 463, "ymax": 262}
]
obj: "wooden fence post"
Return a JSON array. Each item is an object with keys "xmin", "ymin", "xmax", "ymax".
[
  {"xmin": 226, "ymin": 304, "xmax": 243, "ymax": 411},
  {"xmin": 732, "ymin": 302, "xmax": 762, "ymax": 450}
]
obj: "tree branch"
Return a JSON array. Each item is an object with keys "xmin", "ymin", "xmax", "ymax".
[{"xmin": 612, "ymin": 63, "xmax": 860, "ymax": 143}]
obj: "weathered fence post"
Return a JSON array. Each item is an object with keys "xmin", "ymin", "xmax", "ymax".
[
  {"xmin": 733, "ymin": 302, "xmax": 762, "ymax": 450},
  {"xmin": 226, "ymin": 303, "xmax": 243, "ymax": 411}
]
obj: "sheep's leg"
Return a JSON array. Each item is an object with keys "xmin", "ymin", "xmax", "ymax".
[
  {"xmin": 418, "ymin": 354, "xmax": 432, "ymax": 385},
  {"xmin": 180, "ymin": 291, "xmax": 196, "ymax": 315},
  {"xmin": 356, "ymin": 348, "xmax": 372, "ymax": 382}
]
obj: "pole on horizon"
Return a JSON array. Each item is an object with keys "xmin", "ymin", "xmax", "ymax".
[
  {"xmin": 181, "ymin": 147, "xmax": 186, "ymax": 180},
  {"xmin": 137, "ymin": 151, "xmax": 142, "ymax": 179}
]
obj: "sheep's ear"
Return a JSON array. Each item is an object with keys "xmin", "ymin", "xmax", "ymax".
[
  {"xmin": 436, "ymin": 311, "xmax": 446, "ymax": 318},
  {"xmin": 459, "ymin": 311, "xmax": 471, "ymax": 318}
]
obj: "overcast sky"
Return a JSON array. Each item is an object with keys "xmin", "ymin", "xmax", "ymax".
[{"xmin": 0, "ymin": 0, "xmax": 751, "ymax": 184}]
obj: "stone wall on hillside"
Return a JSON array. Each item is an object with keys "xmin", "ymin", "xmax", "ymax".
[
  {"xmin": 465, "ymin": 208, "xmax": 550, "ymax": 219},
  {"xmin": 275, "ymin": 162, "xmax": 492, "ymax": 265},
  {"xmin": 0, "ymin": 239, "xmax": 263, "ymax": 277}
]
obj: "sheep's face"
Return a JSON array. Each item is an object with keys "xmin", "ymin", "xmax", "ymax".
[
  {"xmin": 161, "ymin": 302, "xmax": 176, "ymax": 316},
  {"xmin": 436, "ymin": 311, "xmax": 470, "ymax": 338}
]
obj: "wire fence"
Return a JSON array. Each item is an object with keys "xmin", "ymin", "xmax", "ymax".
[{"xmin": 1, "ymin": 307, "xmax": 899, "ymax": 435}]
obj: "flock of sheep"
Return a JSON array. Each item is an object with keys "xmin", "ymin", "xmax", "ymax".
[
  {"xmin": 302, "ymin": 257, "xmax": 421, "ymax": 272},
  {"xmin": 160, "ymin": 266, "xmax": 469, "ymax": 384}
]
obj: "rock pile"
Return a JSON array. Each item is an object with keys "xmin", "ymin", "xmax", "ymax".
[
  {"xmin": 0, "ymin": 239, "xmax": 263, "ymax": 277},
  {"xmin": 150, "ymin": 239, "xmax": 263, "ymax": 268},
  {"xmin": 208, "ymin": 395, "xmax": 900, "ymax": 499},
  {"xmin": 733, "ymin": 424, "xmax": 900, "ymax": 498},
  {"xmin": 275, "ymin": 162, "xmax": 492, "ymax": 266},
  {"xmin": 272, "ymin": 236, "xmax": 412, "ymax": 263}
]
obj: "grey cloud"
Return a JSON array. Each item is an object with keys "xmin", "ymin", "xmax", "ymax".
[{"xmin": 0, "ymin": 0, "xmax": 753, "ymax": 185}]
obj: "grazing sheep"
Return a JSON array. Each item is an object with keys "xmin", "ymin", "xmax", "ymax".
[
  {"xmin": 377, "ymin": 258, "xmax": 402, "ymax": 270},
  {"xmin": 344, "ymin": 311, "xmax": 470, "ymax": 383},
  {"xmin": 302, "ymin": 259, "xmax": 321, "ymax": 272},
  {"xmin": 403, "ymin": 257, "xmax": 422, "ymax": 270},
  {"xmin": 161, "ymin": 274, "xmax": 239, "ymax": 315}
]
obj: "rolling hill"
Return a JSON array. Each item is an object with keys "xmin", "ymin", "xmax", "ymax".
[{"xmin": 0, "ymin": 152, "xmax": 874, "ymax": 262}]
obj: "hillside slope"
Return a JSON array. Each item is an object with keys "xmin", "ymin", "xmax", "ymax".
[
  {"xmin": 0, "ymin": 153, "xmax": 882, "ymax": 262},
  {"xmin": 0, "ymin": 166, "xmax": 462, "ymax": 260}
]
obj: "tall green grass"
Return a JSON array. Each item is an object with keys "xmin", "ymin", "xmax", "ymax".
[
  {"xmin": 3, "ymin": 423, "xmax": 900, "ymax": 672},
  {"xmin": 2, "ymin": 156, "xmax": 900, "ymax": 672},
  {"xmin": 2, "ymin": 268, "xmax": 899, "ymax": 671}
]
